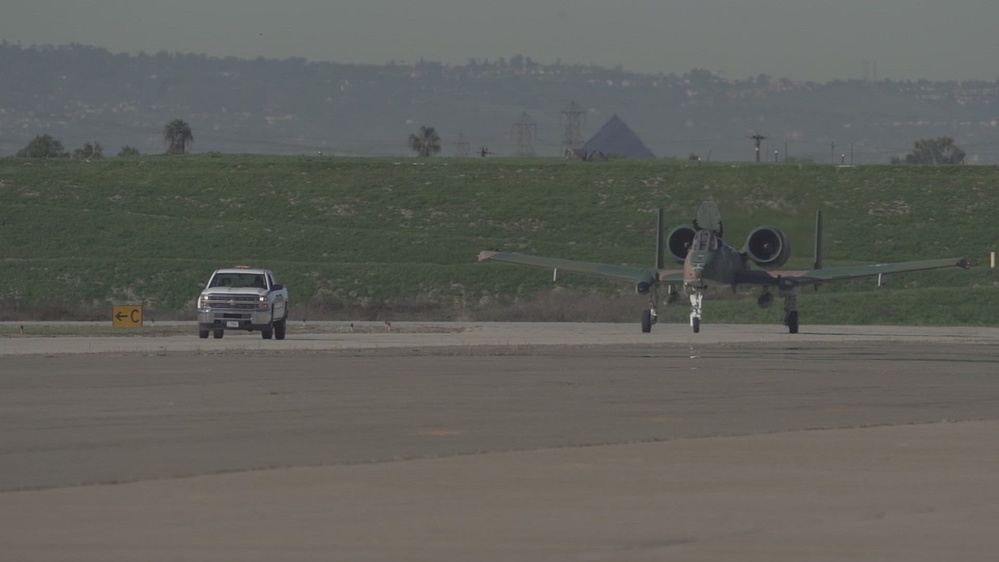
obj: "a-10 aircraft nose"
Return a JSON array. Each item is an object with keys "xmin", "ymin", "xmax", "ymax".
[{"xmin": 684, "ymin": 262, "xmax": 705, "ymax": 283}]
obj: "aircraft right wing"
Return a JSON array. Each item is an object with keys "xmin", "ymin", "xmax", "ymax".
[
  {"xmin": 734, "ymin": 256, "xmax": 971, "ymax": 286},
  {"xmin": 478, "ymin": 251, "xmax": 683, "ymax": 286}
]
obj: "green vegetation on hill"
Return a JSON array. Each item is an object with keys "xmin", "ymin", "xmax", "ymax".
[{"xmin": 1, "ymin": 155, "xmax": 996, "ymax": 325}]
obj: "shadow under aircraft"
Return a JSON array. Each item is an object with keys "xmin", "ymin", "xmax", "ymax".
[{"xmin": 478, "ymin": 201, "xmax": 971, "ymax": 334}]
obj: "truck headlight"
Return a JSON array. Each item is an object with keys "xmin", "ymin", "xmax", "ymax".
[
  {"xmin": 198, "ymin": 296, "xmax": 209, "ymax": 309},
  {"xmin": 258, "ymin": 296, "xmax": 270, "ymax": 309}
]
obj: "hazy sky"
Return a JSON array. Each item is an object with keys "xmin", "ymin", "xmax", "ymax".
[{"xmin": 3, "ymin": 0, "xmax": 998, "ymax": 82}]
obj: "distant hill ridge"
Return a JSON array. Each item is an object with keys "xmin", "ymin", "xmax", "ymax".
[{"xmin": 2, "ymin": 42, "xmax": 999, "ymax": 163}]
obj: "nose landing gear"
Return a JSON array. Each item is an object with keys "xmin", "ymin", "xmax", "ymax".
[{"xmin": 689, "ymin": 291, "xmax": 703, "ymax": 333}]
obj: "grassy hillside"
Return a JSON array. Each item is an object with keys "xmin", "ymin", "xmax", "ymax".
[{"xmin": 1, "ymin": 155, "xmax": 996, "ymax": 325}]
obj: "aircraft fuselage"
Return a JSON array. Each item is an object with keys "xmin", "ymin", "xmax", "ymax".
[{"xmin": 683, "ymin": 231, "xmax": 745, "ymax": 289}]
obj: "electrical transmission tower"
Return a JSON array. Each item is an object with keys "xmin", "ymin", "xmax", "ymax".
[
  {"xmin": 749, "ymin": 133, "xmax": 767, "ymax": 163},
  {"xmin": 455, "ymin": 131, "xmax": 470, "ymax": 157},
  {"xmin": 561, "ymin": 100, "xmax": 585, "ymax": 155},
  {"xmin": 512, "ymin": 112, "xmax": 537, "ymax": 156}
]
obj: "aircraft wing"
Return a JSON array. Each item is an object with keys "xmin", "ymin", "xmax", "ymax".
[
  {"xmin": 478, "ymin": 251, "xmax": 683, "ymax": 285},
  {"xmin": 734, "ymin": 257, "xmax": 971, "ymax": 286}
]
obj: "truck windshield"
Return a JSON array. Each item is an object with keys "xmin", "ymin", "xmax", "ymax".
[{"xmin": 210, "ymin": 273, "xmax": 267, "ymax": 289}]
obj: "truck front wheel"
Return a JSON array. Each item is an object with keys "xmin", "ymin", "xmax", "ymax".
[
  {"xmin": 213, "ymin": 329, "xmax": 224, "ymax": 339},
  {"xmin": 199, "ymin": 329, "xmax": 209, "ymax": 339},
  {"xmin": 274, "ymin": 318, "xmax": 287, "ymax": 340},
  {"xmin": 261, "ymin": 324, "xmax": 273, "ymax": 340}
]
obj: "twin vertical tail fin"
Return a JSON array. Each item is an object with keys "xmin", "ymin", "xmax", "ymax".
[{"xmin": 656, "ymin": 208, "xmax": 666, "ymax": 270}]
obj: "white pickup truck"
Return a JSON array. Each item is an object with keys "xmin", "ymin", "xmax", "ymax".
[{"xmin": 197, "ymin": 267, "xmax": 290, "ymax": 340}]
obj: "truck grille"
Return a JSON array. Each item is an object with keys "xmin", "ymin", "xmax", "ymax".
[{"xmin": 205, "ymin": 294, "xmax": 259, "ymax": 309}]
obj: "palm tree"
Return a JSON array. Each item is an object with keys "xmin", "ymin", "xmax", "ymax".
[
  {"xmin": 408, "ymin": 126, "xmax": 441, "ymax": 157},
  {"xmin": 163, "ymin": 119, "xmax": 194, "ymax": 154}
]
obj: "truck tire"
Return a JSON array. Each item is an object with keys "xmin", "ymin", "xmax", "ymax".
[
  {"xmin": 199, "ymin": 329, "xmax": 209, "ymax": 339},
  {"xmin": 261, "ymin": 324, "xmax": 273, "ymax": 340},
  {"xmin": 213, "ymin": 329, "xmax": 224, "ymax": 339},
  {"xmin": 274, "ymin": 318, "xmax": 286, "ymax": 340}
]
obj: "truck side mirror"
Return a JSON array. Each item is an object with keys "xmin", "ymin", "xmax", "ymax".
[{"xmin": 272, "ymin": 283, "xmax": 283, "ymax": 291}]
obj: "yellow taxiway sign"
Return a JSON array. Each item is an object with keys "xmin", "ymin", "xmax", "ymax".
[{"xmin": 112, "ymin": 305, "xmax": 143, "ymax": 328}]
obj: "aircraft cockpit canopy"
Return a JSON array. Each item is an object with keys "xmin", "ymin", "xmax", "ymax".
[{"xmin": 691, "ymin": 229, "xmax": 719, "ymax": 251}]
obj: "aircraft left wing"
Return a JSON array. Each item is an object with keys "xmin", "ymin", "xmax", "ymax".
[
  {"xmin": 477, "ymin": 251, "xmax": 683, "ymax": 286},
  {"xmin": 735, "ymin": 257, "xmax": 971, "ymax": 286}
]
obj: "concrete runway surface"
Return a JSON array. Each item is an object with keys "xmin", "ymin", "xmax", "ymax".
[{"xmin": 2, "ymin": 322, "xmax": 999, "ymax": 561}]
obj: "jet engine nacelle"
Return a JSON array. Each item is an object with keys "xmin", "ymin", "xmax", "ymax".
[
  {"xmin": 742, "ymin": 226, "xmax": 791, "ymax": 269},
  {"xmin": 665, "ymin": 224, "xmax": 697, "ymax": 263}
]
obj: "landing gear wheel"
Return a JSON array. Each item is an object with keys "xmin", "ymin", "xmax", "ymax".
[
  {"xmin": 199, "ymin": 329, "xmax": 209, "ymax": 339},
  {"xmin": 274, "ymin": 318, "xmax": 287, "ymax": 340},
  {"xmin": 213, "ymin": 329, "xmax": 224, "ymax": 339},
  {"xmin": 782, "ymin": 293, "xmax": 800, "ymax": 334},
  {"xmin": 786, "ymin": 311, "xmax": 799, "ymax": 334},
  {"xmin": 689, "ymin": 291, "xmax": 703, "ymax": 335},
  {"xmin": 641, "ymin": 310, "xmax": 653, "ymax": 333}
]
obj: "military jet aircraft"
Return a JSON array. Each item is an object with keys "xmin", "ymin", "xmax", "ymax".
[{"xmin": 477, "ymin": 201, "xmax": 971, "ymax": 334}]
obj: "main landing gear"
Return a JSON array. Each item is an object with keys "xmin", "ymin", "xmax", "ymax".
[
  {"xmin": 761, "ymin": 286, "xmax": 800, "ymax": 334},
  {"xmin": 641, "ymin": 287, "xmax": 659, "ymax": 333},
  {"xmin": 642, "ymin": 309, "xmax": 655, "ymax": 333},
  {"xmin": 783, "ymin": 294, "xmax": 799, "ymax": 334},
  {"xmin": 641, "ymin": 286, "xmax": 682, "ymax": 333},
  {"xmin": 775, "ymin": 278, "xmax": 801, "ymax": 334}
]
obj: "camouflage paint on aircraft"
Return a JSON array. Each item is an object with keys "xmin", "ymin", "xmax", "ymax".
[{"xmin": 478, "ymin": 202, "xmax": 970, "ymax": 334}]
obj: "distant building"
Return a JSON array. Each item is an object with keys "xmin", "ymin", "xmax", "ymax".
[{"xmin": 582, "ymin": 114, "xmax": 656, "ymax": 159}]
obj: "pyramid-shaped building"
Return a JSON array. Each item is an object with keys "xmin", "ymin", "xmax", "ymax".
[{"xmin": 582, "ymin": 114, "xmax": 656, "ymax": 159}]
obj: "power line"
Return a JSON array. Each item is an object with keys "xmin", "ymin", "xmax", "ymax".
[
  {"xmin": 560, "ymin": 100, "xmax": 585, "ymax": 155},
  {"xmin": 749, "ymin": 133, "xmax": 767, "ymax": 163},
  {"xmin": 512, "ymin": 112, "xmax": 537, "ymax": 156}
]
